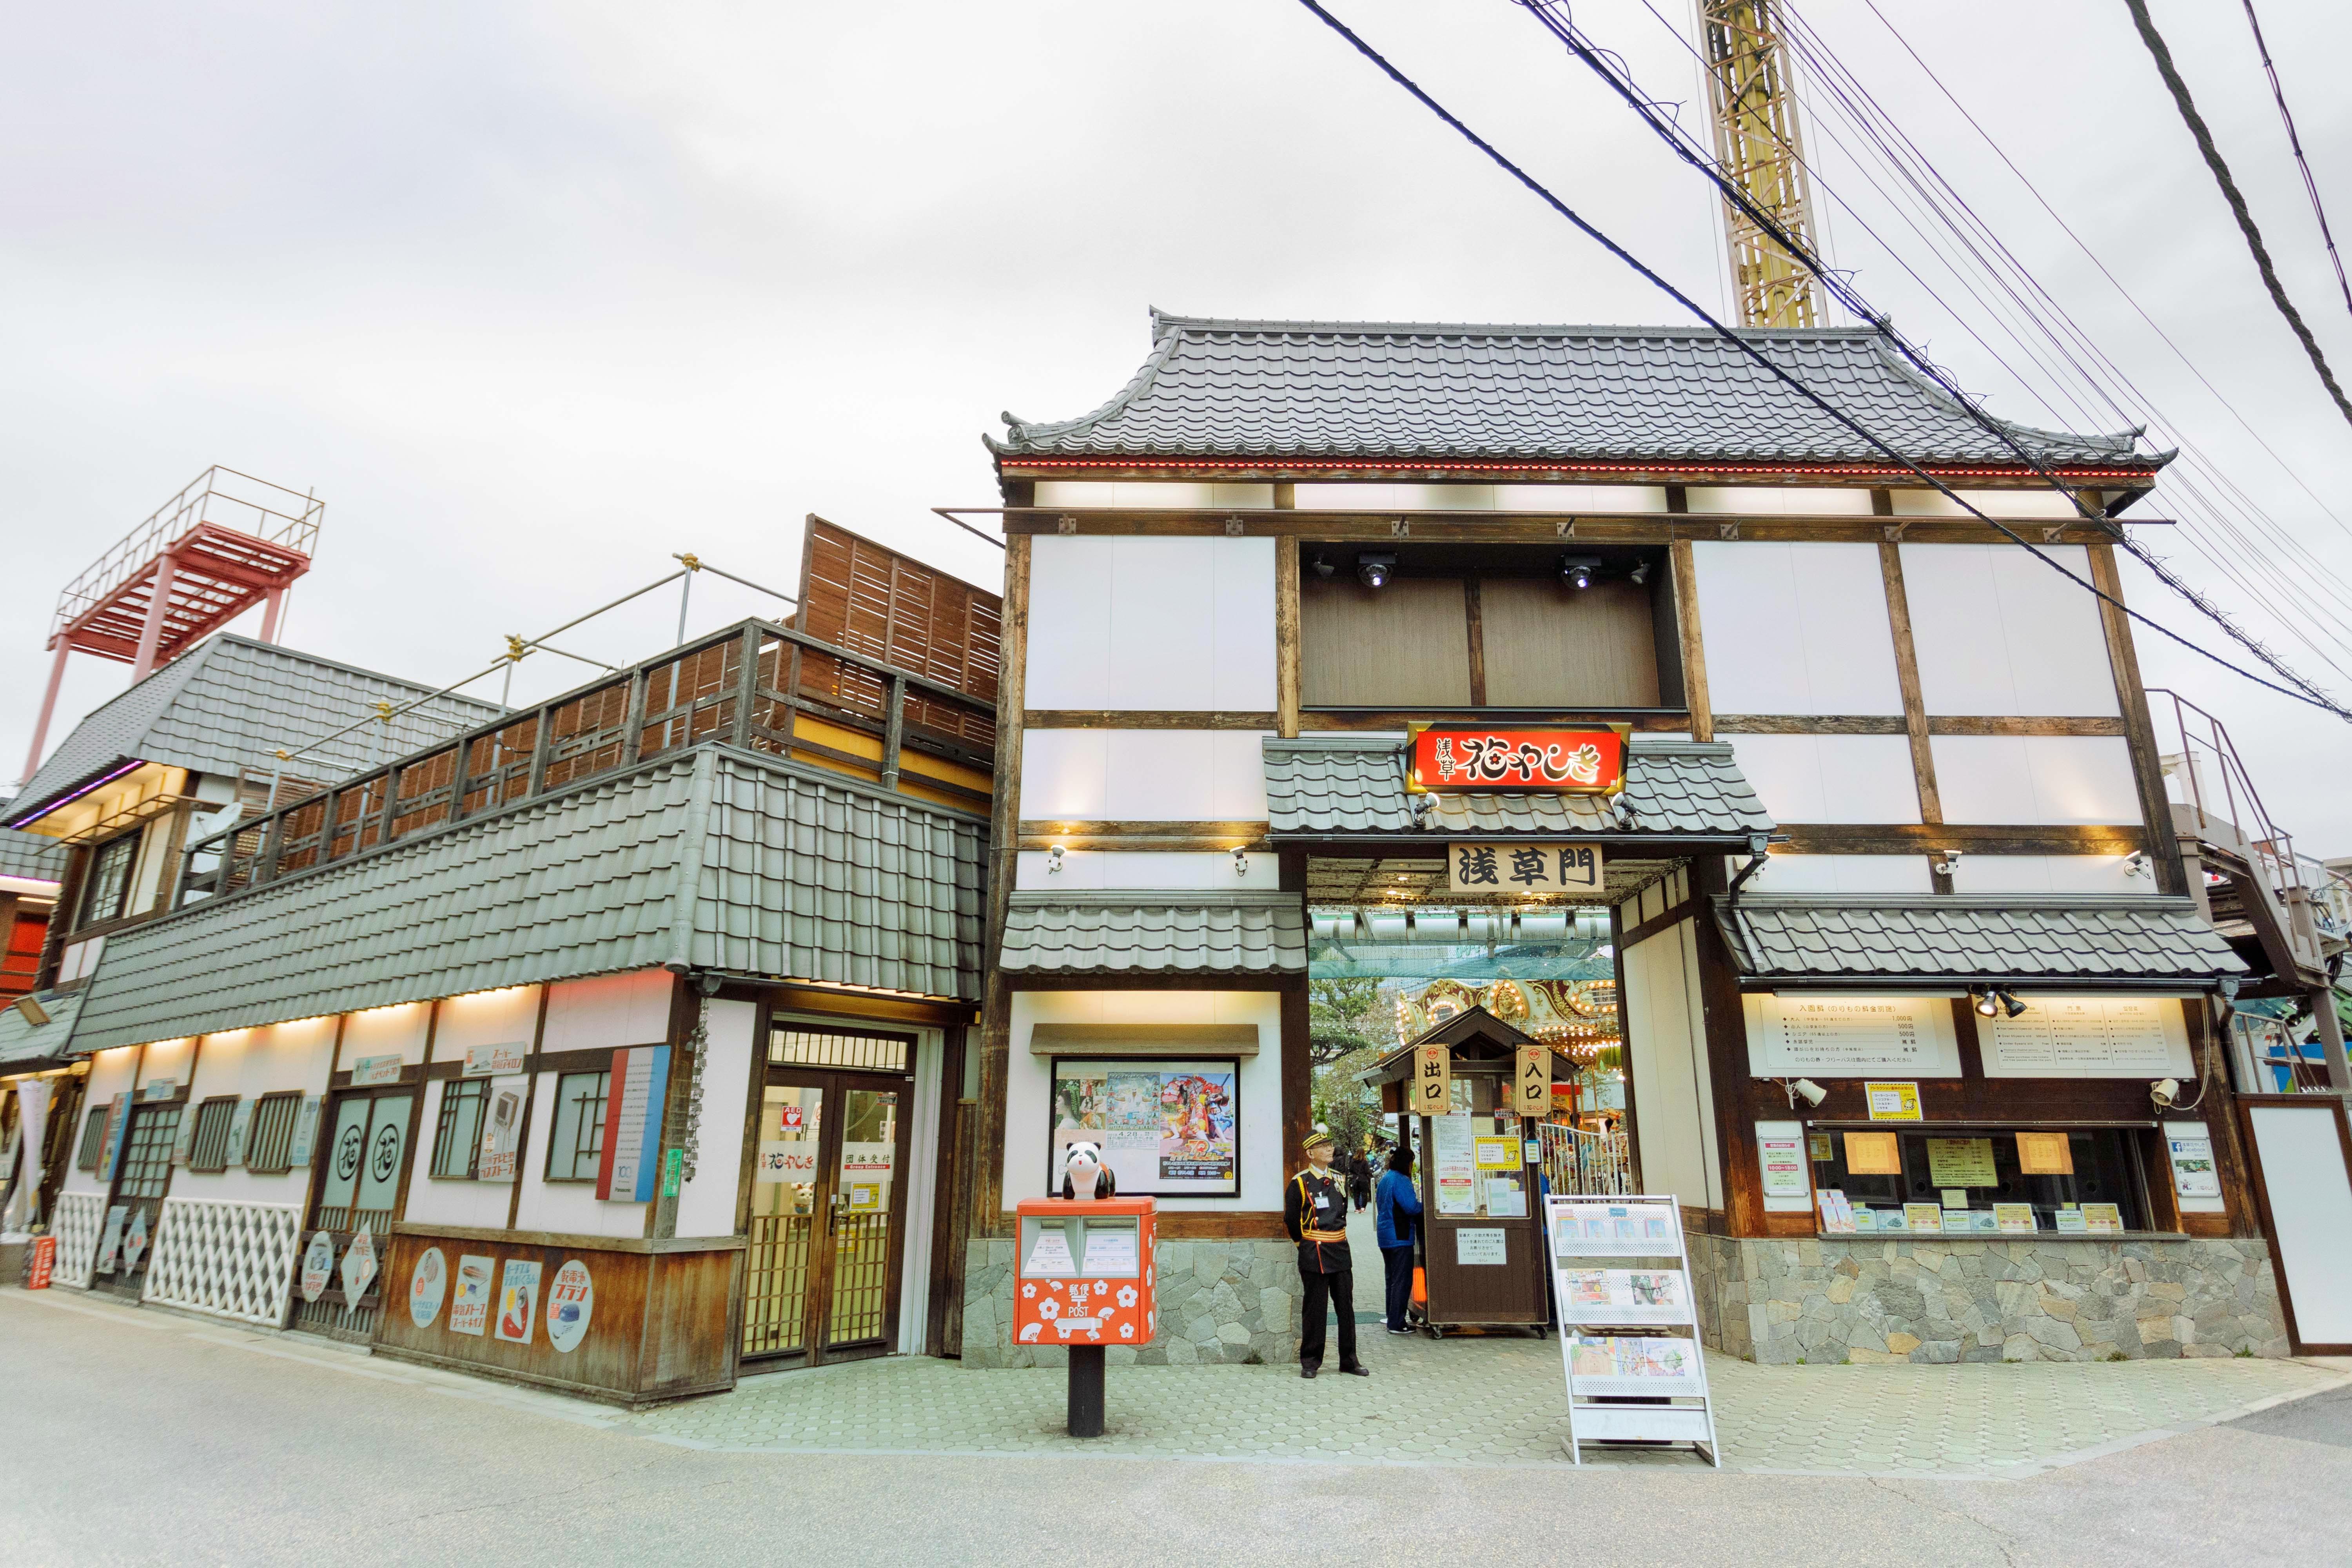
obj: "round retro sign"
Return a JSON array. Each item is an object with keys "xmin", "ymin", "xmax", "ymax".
[
  {"xmin": 299, "ymin": 1230, "xmax": 336, "ymax": 1304},
  {"xmin": 545, "ymin": 1258, "xmax": 594, "ymax": 1353},
  {"xmin": 409, "ymin": 1246, "xmax": 449, "ymax": 1328}
]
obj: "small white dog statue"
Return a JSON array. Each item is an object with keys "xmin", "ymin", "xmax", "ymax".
[{"xmin": 1060, "ymin": 1140, "xmax": 1117, "ymax": 1200}]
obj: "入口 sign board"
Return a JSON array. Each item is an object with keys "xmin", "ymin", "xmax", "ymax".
[
  {"xmin": 1515, "ymin": 1044, "xmax": 1552, "ymax": 1116},
  {"xmin": 1448, "ymin": 843, "xmax": 1604, "ymax": 895},
  {"xmin": 1407, "ymin": 726, "xmax": 1628, "ymax": 795}
]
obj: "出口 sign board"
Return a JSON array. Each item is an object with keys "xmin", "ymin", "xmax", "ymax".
[
  {"xmin": 1408, "ymin": 727, "xmax": 1628, "ymax": 795},
  {"xmin": 1448, "ymin": 843, "xmax": 1604, "ymax": 895}
]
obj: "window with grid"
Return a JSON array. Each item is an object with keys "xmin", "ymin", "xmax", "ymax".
[
  {"xmin": 75, "ymin": 1105, "xmax": 108, "ymax": 1171},
  {"xmin": 187, "ymin": 1096, "xmax": 240, "ymax": 1172},
  {"xmin": 544, "ymin": 1071, "xmax": 611, "ymax": 1181},
  {"xmin": 243, "ymin": 1091, "xmax": 303, "ymax": 1174},
  {"xmin": 78, "ymin": 832, "xmax": 140, "ymax": 929},
  {"xmin": 768, "ymin": 1027, "xmax": 912, "ymax": 1071},
  {"xmin": 431, "ymin": 1078, "xmax": 489, "ymax": 1178},
  {"xmin": 118, "ymin": 1105, "xmax": 181, "ymax": 1199}
]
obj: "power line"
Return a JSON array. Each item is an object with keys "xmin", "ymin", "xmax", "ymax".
[
  {"xmin": 1283, "ymin": 0, "xmax": 2352, "ymax": 719},
  {"xmin": 2121, "ymin": 0, "xmax": 2352, "ymax": 432},
  {"xmin": 2238, "ymin": 0, "xmax": 2352, "ymax": 319}
]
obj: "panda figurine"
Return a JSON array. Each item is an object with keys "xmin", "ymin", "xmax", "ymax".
[{"xmin": 1060, "ymin": 1140, "xmax": 1118, "ymax": 1200}]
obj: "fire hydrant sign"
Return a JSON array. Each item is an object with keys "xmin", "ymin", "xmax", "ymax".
[{"xmin": 1407, "ymin": 726, "xmax": 1627, "ymax": 794}]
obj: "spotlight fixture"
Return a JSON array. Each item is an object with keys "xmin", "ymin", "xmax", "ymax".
[
  {"xmin": 1232, "ymin": 847, "xmax": 1250, "ymax": 877},
  {"xmin": 1628, "ymin": 559, "xmax": 1651, "ymax": 587},
  {"xmin": 1973, "ymin": 987, "xmax": 2027, "ymax": 1018},
  {"xmin": 1559, "ymin": 554, "xmax": 1601, "ymax": 591},
  {"xmin": 1973, "ymin": 988, "xmax": 1999, "ymax": 1018},
  {"xmin": 2150, "ymin": 1076, "xmax": 2181, "ymax": 1110},
  {"xmin": 1311, "ymin": 554, "xmax": 1336, "ymax": 580},
  {"xmin": 1932, "ymin": 849, "xmax": 1964, "ymax": 877},
  {"xmin": 1356, "ymin": 552, "xmax": 1396, "ymax": 589},
  {"xmin": 1045, "ymin": 844, "xmax": 1066, "ymax": 875},
  {"xmin": 2123, "ymin": 850, "xmax": 2152, "ymax": 880}
]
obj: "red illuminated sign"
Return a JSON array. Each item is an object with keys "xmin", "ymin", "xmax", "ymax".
[{"xmin": 1406, "ymin": 726, "xmax": 1628, "ymax": 794}]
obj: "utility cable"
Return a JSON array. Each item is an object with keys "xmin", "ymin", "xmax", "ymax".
[
  {"xmin": 2121, "ymin": 0, "xmax": 2352, "ymax": 431},
  {"xmin": 1287, "ymin": 0, "xmax": 2351, "ymax": 719},
  {"xmin": 2238, "ymin": 0, "xmax": 2352, "ymax": 319}
]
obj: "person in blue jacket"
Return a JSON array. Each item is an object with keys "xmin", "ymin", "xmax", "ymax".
[{"xmin": 1374, "ymin": 1145, "xmax": 1424, "ymax": 1334}]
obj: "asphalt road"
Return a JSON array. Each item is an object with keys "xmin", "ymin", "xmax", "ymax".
[{"xmin": 5, "ymin": 1289, "xmax": 2348, "ymax": 1568}]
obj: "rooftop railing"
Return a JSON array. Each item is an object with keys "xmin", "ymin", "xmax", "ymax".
[
  {"xmin": 174, "ymin": 615, "xmax": 996, "ymax": 910},
  {"xmin": 51, "ymin": 466, "xmax": 323, "ymax": 643}
]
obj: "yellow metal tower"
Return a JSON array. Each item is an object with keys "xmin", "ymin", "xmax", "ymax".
[{"xmin": 1697, "ymin": 0, "xmax": 1822, "ymax": 328}]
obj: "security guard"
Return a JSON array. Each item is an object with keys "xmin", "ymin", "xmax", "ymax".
[{"xmin": 1284, "ymin": 1129, "xmax": 1368, "ymax": 1379}]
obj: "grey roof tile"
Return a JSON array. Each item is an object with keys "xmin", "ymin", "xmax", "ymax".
[
  {"xmin": 0, "ymin": 989, "xmax": 82, "ymax": 1067},
  {"xmin": 66, "ymin": 746, "xmax": 986, "ymax": 1053},
  {"xmin": 9, "ymin": 635, "xmax": 503, "ymax": 824},
  {"xmin": 1263, "ymin": 735, "xmax": 1771, "ymax": 838},
  {"xmin": 991, "ymin": 313, "xmax": 2164, "ymax": 471},
  {"xmin": 1002, "ymin": 891, "xmax": 1306, "ymax": 975},
  {"xmin": 0, "ymin": 828, "xmax": 68, "ymax": 882},
  {"xmin": 1713, "ymin": 894, "xmax": 2245, "ymax": 983}
]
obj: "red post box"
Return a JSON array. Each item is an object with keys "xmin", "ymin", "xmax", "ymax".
[{"xmin": 1013, "ymin": 1196, "xmax": 1157, "ymax": 1350}]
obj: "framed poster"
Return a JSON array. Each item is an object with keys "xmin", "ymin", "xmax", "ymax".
[{"xmin": 1048, "ymin": 1058, "xmax": 1238, "ymax": 1197}]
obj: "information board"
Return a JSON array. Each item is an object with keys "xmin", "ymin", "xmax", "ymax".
[
  {"xmin": 1980, "ymin": 996, "xmax": 2194, "ymax": 1079},
  {"xmin": 1744, "ymin": 993, "xmax": 1962, "ymax": 1078},
  {"xmin": 1547, "ymin": 1192, "xmax": 1718, "ymax": 1468}
]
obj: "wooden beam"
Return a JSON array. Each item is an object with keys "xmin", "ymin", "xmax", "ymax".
[
  {"xmin": 1016, "ymin": 820, "xmax": 1270, "ymax": 851},
  {"xmin": 1275, "ymin": 536, "xmax": 1301, "ymax": 740},
  {"xmin": 1022, "ymin": 711, "xmax": 1278, "ymax": 730},
  {"xmin": 1668, "ymin": 539, "xmax": 1712, "ymax": 742},
  {"xmin": 1711, "ymin": 713, "xmax": 2127, "ymax": 736},
  {"xmin": 995, "ymin": 510, "xmax": 2127, "ymax": 547},
  {"xmin": 1878, "ymin": 541, "xmax": 1944, "ymax": 891},
  {"xmin": 1462, "ymin": 578, "xmax": 1488, "ymax": 707},
  {"xmin": 1775, "ymin": 823, "xmax": 2148, "ymax": 854},
  {"xmin": 2088, "ymin": 542, "xmax": 2189, "ymax": 896}
]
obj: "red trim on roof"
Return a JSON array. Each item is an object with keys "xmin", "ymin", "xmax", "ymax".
[{"xmin": 999, "ymin": 457, "xmax": 2156, "ymax": 482}]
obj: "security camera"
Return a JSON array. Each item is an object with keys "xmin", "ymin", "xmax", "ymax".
[
  {"xmin": 1312, "ymin": 554, "xmax": 1336, "ymax": 579},
  {"xmin": 697, "ymin": 972, "xmax": 724, "ymax": 997},
  {"xmin": 1792, "ymin": 1078, "xmax": 1827, "ymax": 1107},
  {"xmin": 2150, "ymin": 1077, "xmax": 2180, "ymax": 1109},
  {"xmin": 1356, "ymin": 553, "xmax": 1396, "ymax": 589},
  {"xmin": 1559, "ymin": 554, "xmax": 1601, "ymax": 590}
]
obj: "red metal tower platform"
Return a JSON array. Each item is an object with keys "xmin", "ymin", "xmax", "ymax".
[{"xmin": 20, "ymin": 466, "xmax": 322, "ymax": 784}]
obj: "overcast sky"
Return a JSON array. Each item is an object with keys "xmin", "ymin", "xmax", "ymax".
[{"xmin": 7, "ymin": 0, "xmax": 2352, "ymax": 849}]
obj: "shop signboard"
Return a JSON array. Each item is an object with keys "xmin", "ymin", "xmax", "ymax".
[
  {"xmin": 597, "ymin": 1045, "xmax": 671, "ymax": 1202},
  {"xmin": 1413, "ymin": 1042, "xmax": 1452, "ymax": 1116},
  {"xmin": 1548, "ymin": 1193, "xmax": 1719, "ymax": 1467},
  {"xmin": 1514, "ymin": 1044, "xmax": 1551, "ymax": 1116},
  {"xmin": 1406, "ymin": 726, "xmax": 1627, "ymax": 795},
  {"xmin": 1447, "ymin": 843, "xmax": 1605, "ymax": 895},
  {"xmin": 224, "ymin": 1099, "xmax": 253, "ymax": 1167},
  {"xmin": 287, "ymin": 1097, "xmax": 321, "ymax": 1168},
  {"xmin": 462, "ymin": 1042, "xmax": 528, "ymax": 1078},
  {"xmin": 121, "ymin": 1208, "xmax": 150, "ymax": 1274},
  {"xmin": 1979, "ymin": 996, "xmax": 2194, "ymax": 1079},
  {"xmin": 95, "ymin": 1205, "xmax": 127, "ymax": 1274},
  {"xmin": 96, "ymin": 1094, "xmax": 129, "ymax": 1183},
  {"xmin": 349, "ymin": 1054, "xmax": 404, "ymax": 1087},
  {"xmin": 27, "ymin": 1236, "xmax": 55, "ymax": 1290}
]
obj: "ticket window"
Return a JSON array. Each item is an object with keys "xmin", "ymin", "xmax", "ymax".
[{"xmin": 1809, "ymin": 1128, "xmax": 2152, "ymax": 1235}]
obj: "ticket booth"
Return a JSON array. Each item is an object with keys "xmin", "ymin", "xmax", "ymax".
[{"xmin": 1369, "ymin": 1008, "xmax": 1552, "ymax": 1334}]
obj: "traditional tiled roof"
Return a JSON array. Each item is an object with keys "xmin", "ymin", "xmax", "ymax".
[
  {"xmin": 1001, "ymin": 891, "xmax": 1306, "ymax": 975},
  {"xmin": 0, "ymin": 828, "xmax": 68, "ymax": 883},
  {"xmin": 990, "ymin": 313, "xmax": 2163, "ymax": 473},
  {"xmin": 0, "ymin": 989, "xmax": 82, "ymax": 1067},
  {"xmin": 8, "ymin": 635, "xmax": 503, "ymax": 827},
  {"xmin": 1713, "ymin": 895, "xmax": 2246, "ymax": 984},
  {"xmin": 67, "ymin": 747, "xmax": 986, "ymax": 1053},
  {"xmin": 1263, "ymin": 735, "xmax": 1771, "ymax": 839}
]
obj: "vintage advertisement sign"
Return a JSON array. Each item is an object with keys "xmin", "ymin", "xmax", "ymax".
[
  {"xmin": 408, "ymin": 1247, "xmax": 448, "ymax": 1327},
  {"xmin": 449, "ymin": 1254, "xmax": 494, "ymax": 1336},
  {"xmin": 1514, "ymin": 1043, "xmax": 1552, "ymax": 1116},
  {"xmin": 97, "ymin": 1093, "xmax": 130, "ymax": 1183},
  {"xmin": 475, "ymin": 1076, "xmax": 527, "ymax": 1183},
  {"xmin": 545, "ymin": 1259, "xmax": 595, "ymax": 1353},
  {"xmin": 121, "ymin": 1208, "xmax": 151, "ymax": 1274},
  {"xmin": 597, "ymin": 1045, "xmax": 671, "ymax": 1202},
  {"xmin": 287, "ymin": 1096, "xmax": 321, "ymax": 1167},
  {"xmin": 27, "ymin": 1235, "xmax": 55, "ymax": 1290},
  {"xmin": 299, "ymin": 1230, "xmax": 336, "ymax": 1303},
  {"xmin": 1413, "ymin": 1041, "xmax": 1453, "ymax": 1116},
  {"xmin": 495, "ymin": 1258, "xmax": 541, "ymax": 1343},
  {"xmin": 1448, "ymin": 843, "xmax": 1605, "ymax": 895},
  {"xmin": 224, "ymin": 1098, "xmax": 253, "ymax": 1167},
  {"xmin": 141, "ymin": 1077, "xmax": 176, "ymax": 1102},
  {"xmin": 462, "ymin": 1042, "xmax": 528, "ymax": 1078},
  {"xmin": 1407, "ymin": 726, "xmax": 1627, "ymax": 795},
  {"xmin": 339, "ymin": 1227, "xmax": 379, "ymax": 1303},
  {"xmin": 348, "ymin": 1054, "xmax": 404, "ymax": 1087}
]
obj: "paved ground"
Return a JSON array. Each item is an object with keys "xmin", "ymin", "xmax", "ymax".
[{"xmin": 8, "ymin": 1286, "xmax": 2352, "ymax": 1568}]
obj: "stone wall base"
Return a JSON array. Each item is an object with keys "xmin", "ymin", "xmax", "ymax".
[
  {"xmin": 960, "ymin": 1238, "xmax": 1300, "ymax": 1369},
  {"xmin": 1684, "ymin": 1233, "xmax": 2289, "ymax": 1365}
]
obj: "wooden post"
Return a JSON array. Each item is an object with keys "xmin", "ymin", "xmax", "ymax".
[
  {"xmin": 730, "ymin": 624, "xmax": 764, "ymax": 747},
  {"xmin": 1877, "ymin": 543, "xmax": 1946, "ymax": 889},
  {"xmin": 1275, "ymin": 537, "xmax": 1302, "ymax": 739},
  {"xmin": 2087, "ymin": 543, "xmax": 2188, "ymax": 896},
  {"xmin": 1463, "ymin": 579, "xmax": 1488, "ymax": 708},
  {"xmin": 1280, "ymin": 848, "xmax": 1312, "ymax": 1185},
  {"xmin": 880, "ymin": 674, "xmax": 907, "ymax": 791},
  {"xmin": 1668, "ymin": 539, "xmax": 1713, "ymax": 742},
  {"xmin": 973, "ymin": 532, "xmax": 1029, "ymax": 1240}
]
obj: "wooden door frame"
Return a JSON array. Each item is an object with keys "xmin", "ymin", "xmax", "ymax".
[
  {"xmin": 817, "ymin": 1066, "xmax": 920, "ymax": 1361},
  {"xmin": 2234, "ymin": 1093, "xmax": 2352, "ymax": 1355}
]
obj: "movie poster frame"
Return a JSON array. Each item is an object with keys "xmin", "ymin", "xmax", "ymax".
[{"xmin": 1045, "ymin": 1056, "xmax": 1243, "ymax": 1199}]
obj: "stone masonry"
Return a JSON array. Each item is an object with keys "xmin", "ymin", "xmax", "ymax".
[
  {"xmin": 962, "ymin": 1239, "xmax": 1299, "ymax": 1369},
  {"xmin": 1685, "ymin": 1233, "xmax": 2288, "ymax": 1365}
]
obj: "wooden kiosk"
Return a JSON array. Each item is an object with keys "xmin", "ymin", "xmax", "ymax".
[{"xmin": 1368, "ymin": 1008, "xmax": 1553, "ymax": 1335}]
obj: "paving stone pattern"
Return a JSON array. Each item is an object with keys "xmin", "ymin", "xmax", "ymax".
[
  {"xmin": 628, "ymin": 1326, "xmax": 2341, "ymax": 1476},
  {"xmin": 962, "ymin": 1238, "xmax": 1299, "ymax": 1369},
  {"xmin": 1688, "ymin": 1233, "xmax": 2288, "ymax": 1365}
]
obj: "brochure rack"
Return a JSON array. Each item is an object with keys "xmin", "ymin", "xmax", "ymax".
[{"xmin": 1544, "ymin": 1192, "xmax": 1720, "ymax": 1467}]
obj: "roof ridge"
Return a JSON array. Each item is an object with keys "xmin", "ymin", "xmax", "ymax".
[{"xmin": 1143, "ymin": 312, "xmax": 1888, "ymax": 341}]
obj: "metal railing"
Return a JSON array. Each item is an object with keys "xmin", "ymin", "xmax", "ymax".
[
  {"xmin": 174, "ymin": 615, "xmax": 996, "ymax": 909},
  {"xmin": 1538, "ymin": 1121, "xmax": 1634, "ymax": 1197},
  {"xmin": 51, "ymin": 467, "xmax": 323, "ymax": 642},
  {"xmin": 2148, "ymin": 687, "xmax": 2305, "ymax": 902}
]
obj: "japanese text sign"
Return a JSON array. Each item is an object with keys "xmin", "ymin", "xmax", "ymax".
[
  {"xmin": 1408, "ymin": 727, "xmax": 1626, "ymax": 795},
  {"xmin": 1515, "ymin": 1044, "xmax": 1552, "ymax": 1116},
  {"xmin": 1414, "ymin": 1042, "xmax": 1452, "ymax": 1116},
  {"xmin": 1449, "ymin": 842, "xmax": 1604, "ymax": 895}
]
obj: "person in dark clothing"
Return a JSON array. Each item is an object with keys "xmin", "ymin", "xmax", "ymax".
[
  {"xmin": 1347, "ymin": 1145, "xmax": 1373, "ymax": 1211},
  {"xmin": 1284, "ymin": 1130, "xmax": 1367, "ymax": 1379},
  {"xmin": 1374, "ymin": 1145, "xmax": 1423, "ymax": 1334}
]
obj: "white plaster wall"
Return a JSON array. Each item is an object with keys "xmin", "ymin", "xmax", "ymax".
[
  {"xmin": 511, "ymin": 1067, "xmax": 646, "ymax": 1239},
  {"xmin": 543, "ymin": 970, "xmax": 672, "ymax": 1053},
  {"xmin": 1002, "ymin": 989, "xmax": 1282, "ymax": 1213},
  {"xmin": 400, "ymin": 1076, "xmax": 517, "ymax": 1229},
  {"xmin": 1900, "ymin": 543, "xmax": 2118, "ymax": 715},
  {"xmin": 1691, "ymin": 542, "xmax": 1903, "ymax": 715},
  {"xmin": 1620, "ymin": 921, "xmax": 1721, "ymax": 1210},
  {"xmin": 1024, "ymin": 537, "xmax": 1276, "ymax": 712},
  {"xmin": 1950, "ymin": 855, "xmax": 2145, "ymax": 894},
  {"xmin": 1293, "ymin": 483, "xmax": 1667, "ymax": 512},
  {"xmin": 1020, "ymin": 730, "xmax": 1271, "ymax": 821},
  {"xmin": 1739, "ymin": 854, "xmax": 1934, "ymax": 894},
  {"xmin": 433, "ymin": 986, "xmax": 541, "ymax": 1064},
  {"xmin": 62, "ymin": 1047, "xmax": 141, "ymax": 1197},
  {"xmin": 1726, "ymin": 735, "xmax": 1920, "ymax": 823},
  {"xmin": 1497, "ymin": 485, "xmax": 1664, "ymax": 512},
  {"xmin": 136, "ymin": 1037, "xmax": 197, "ymax": 1096},
  {"xmin": 1034, "ymin": 482, "xmax": 1273, "ymax": 509},
  {"xmin": 675, "ymin": 999, "xmax": 756, "ymax": 1240},
  {"xmin": 341, "ymin": 1002, "xmax": 432, "ymax": 1067},
  {"xmin": 173, "ymin": 1017, "xmax": 337, "ymax": 1207},
  {"xmin": 1685, "ymin": 487, "xmax": 1876, "ymax": 515},
  {"xmin": 1015, "ymin": 849, "xmax": 1283, "ymax": 891},
  {"xmin": 1888, "ymin": 488, "xmax": 2085, "ymax": 518},
  {"xmin": 1931, "ymin": 736, "xmax": 2142, "ymax": 825}
]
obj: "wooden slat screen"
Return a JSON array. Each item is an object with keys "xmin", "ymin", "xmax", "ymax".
[
  {"xmin": 461, "ymin": 715, "xmax": 539, "ymax": 816},
  {"xmin": 541, "ymin": 680, "xmax": 632, "ymax": 789},
  {"xmin": 795, "ymin": 516, "xmax": 1000, "ymax": 747},
  {"xmin": 328, "ymin": 777, "xmax": 387, "ymax": 860},
  {"xmin": 640, "ymin": 639, "xmax": 742, "ymax": 759},
  {"xmin": 387, "ymin": 747, "xmax": 460, "ymax": 841}
]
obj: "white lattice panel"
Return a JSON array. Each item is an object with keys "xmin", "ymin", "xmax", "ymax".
[
  {"xmin": 141, "ymin": 1198, "xmax": 303, "ymax": 1327},
  {"xmin": 50, "ymin": 1192, "xmax": 104, "ymax": 1289}
]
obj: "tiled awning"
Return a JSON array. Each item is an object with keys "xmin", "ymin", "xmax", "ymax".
[
  {"xmin": 1713, "ymin": 894, "xmax": 2247, "ymax": 987},
  {"xmin": 1001, "ymin": 892, "xmax": 1306, "ymax": 976}
]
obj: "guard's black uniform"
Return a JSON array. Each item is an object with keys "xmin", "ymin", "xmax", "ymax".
[{"xmin": 1285, "ymin": 1166, "xmax": 1363, "ymax": 1375}]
